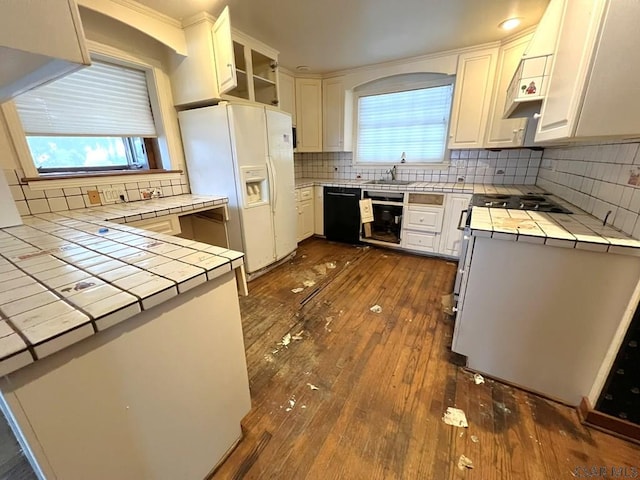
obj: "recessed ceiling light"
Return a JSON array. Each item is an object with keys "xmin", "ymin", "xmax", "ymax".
[
  {"xmin": 499, "ymin": 17, "xmax": 521, "ymax": 30},
  {"xmin": 296, "ymin": 65, "xmax": 311, "ymax": 72}
]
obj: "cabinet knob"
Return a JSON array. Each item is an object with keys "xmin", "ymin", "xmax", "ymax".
[
  {"xmin": 227, "ymin": 63, "xmax": 233, "ymax": 68},
  {"xmin": 533, "ymin": 113, "xmax": 541, "ymax": 119}
]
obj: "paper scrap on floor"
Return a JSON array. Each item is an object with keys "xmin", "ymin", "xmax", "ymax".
[
  {"xmin": 291, "ymin": 287, "xmax": 304, "ymax": 293},
  {"xmin": 370, "ymin": 304, "xmax": 382, "ymax": 313},
  {"xmin": 443, "ymin": 407, "xmax": 468, "ymax": 428},
  {"xmin": 474, "ymin": 373, "xmax": 485, "ymax": 384},
  {"xmin": 457, "ymin": 455, "xmax": 474, "ymax": 470}
]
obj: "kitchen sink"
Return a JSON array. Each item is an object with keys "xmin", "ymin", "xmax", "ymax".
[{"xmin": 365, "ymin": 179, "xmax": 414, "ymax": 185}]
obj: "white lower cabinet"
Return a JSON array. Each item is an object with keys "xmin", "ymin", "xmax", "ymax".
[
  {"xmin": 296, "ymin": 186, "xmax": 314, "ymax": 242},
  {"xmin": 438, "ymin": 194, "xmax": 472, "ymax": 257},
  {"xmin": 314, "ymin": 186, "xmax": 324, "ymax": 235},
  {"xmin": 398, "ymin": 192, "xmax": 471, "ymax": 257},
  {"xmin": 401, "ymin": 195, "xmax": 445, "ymax": 253}
]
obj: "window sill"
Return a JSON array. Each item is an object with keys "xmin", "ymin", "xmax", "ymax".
[{"xmin": 22, "ymin": 169, "xmax": 184, "ymax": 190}]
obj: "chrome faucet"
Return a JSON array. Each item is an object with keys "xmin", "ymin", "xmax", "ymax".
[{"xmin": 387, "ymin": 165, "xmax": 397, "ymax": 181}]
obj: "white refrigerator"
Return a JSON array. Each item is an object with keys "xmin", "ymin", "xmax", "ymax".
[{"xmin": 178, "ymin": 103, "xmax": 297, "ymax": 274}]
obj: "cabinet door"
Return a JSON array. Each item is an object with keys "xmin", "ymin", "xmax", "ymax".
[
  {"xmin": 279, "ymin": 71, "xmax": 296, "ymax": 124},
  {"xmin": 301, "ymin": 200, "xmax": 314, "ymax": 239},
  {"xmin": 322, "ymin": 77, "xmax": 345, "ymax": 151},
  {"xmin": 574, "ymin": 1, "xmax": 640, "ymax": 138},
  {"xmin": 295, "ymin": 78, "xmax": 323, "ymax": 152},
  {"xmin": 212, "ymin": 6, "xmax": 237, "ymax": 95},
  {"xmin": 439, "ymin": 194, "xmax": 471, "ymax": 257},
  {"xmin": 296, "ymin": 201, "xmax": 314, "ymax": 241},
  {"xmin": 296, "ymin": 202, "xmax": 304, "ymax": 242},
  {"xmin": 448, "ymin": 48, "xmax": 498, "ymax": 149},
  {"xmin": 484, "ymin": 34, "xmax": 530, "ymax": 148},
  {"xmin": 535, "ymin": 0, "xmax": 606, "ymax": 142},
  {"xmin": 313, "ymin": 186, "xmax": 324, "ymax": 235}
]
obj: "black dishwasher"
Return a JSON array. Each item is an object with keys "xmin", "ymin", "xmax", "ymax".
[{"xmin": 324, "ymin": 187, "xmax": 361, "ymax": 244}]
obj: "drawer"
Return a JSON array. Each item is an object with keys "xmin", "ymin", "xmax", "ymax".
[
  {"xmin": 404, "ymin": 206, "xmax": 444, "ymax": 232},
  {"xmin": 407, "ymin": 193, "xmax": 444, "ymax": 206},
  {"xmin": 129, "ymin": 215, "xmax": 181, "ymax": 235},
  {"xmin": 402, "ymin": 231, "xmax": 439, "ymax": 252},
  {"xmin": 297, "ymin": 186, "xmax": 313, "ymax": 201}
]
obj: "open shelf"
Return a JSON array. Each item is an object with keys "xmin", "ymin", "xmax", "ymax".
[{"xmin": 253, "ymin": 74, "xmax": 275, "ymax": 88}]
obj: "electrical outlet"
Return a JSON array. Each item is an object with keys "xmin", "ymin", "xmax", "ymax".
[
  {"xmin": 101, "ymin": 188, "xmax": 126, "ymax": 204},
  {"xmin": 140, "ymin": 189, "xmax": 161, "ymax": 200},
  {"xmin": 87, "ymin": 190, "xmax": 101, "ymax": 205}
]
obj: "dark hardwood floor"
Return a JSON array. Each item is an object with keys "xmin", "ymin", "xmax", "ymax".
[{"xmin": 213, "ymin": 237, "xmax": 640, "ymax": 479}]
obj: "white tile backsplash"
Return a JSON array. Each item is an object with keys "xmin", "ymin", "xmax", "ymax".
[
  {"xmin": 3, "ymin": 170, "xmax": 192, "ymax": 216},
  {"xmin": 294, "ymin": 149, "xmax": 541, "ymax": 185},
  {"xmin": 537, "ymin": 141, "xmax": 640, "ymax": 239}
]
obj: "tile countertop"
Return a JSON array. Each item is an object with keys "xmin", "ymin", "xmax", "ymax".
[
  {"xmin": 0, "ymin": 194, "xmax": 243, "ymax": 377},
  {"xmin": 55, "ymin": 194, "xmax": 229, "ymax": 224},
  {"xmin": 295, "ymin": 178, "xmax": 640, "ymax": 252}
]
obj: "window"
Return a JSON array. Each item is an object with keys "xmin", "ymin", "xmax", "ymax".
[
  {"xmin": 14, "ymin": 59, "xmax": 158, "ymax": 174},
  {"xmin": 354, "ymin": 74, "xmax": 454, "ymax": 165}
]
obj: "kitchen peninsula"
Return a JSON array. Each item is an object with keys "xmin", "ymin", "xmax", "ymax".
[
  {"xmin": 0, "ymin": 195, "xmax": 251, "ymax": 480},
  {"xmin": 452, "ymin": 202, "xmax": 640, "ymax": 407}
]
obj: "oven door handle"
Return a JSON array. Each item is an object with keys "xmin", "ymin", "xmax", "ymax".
[{"xmin": 457, "ymin": 209, "xmax": 468, "ymax": 231}]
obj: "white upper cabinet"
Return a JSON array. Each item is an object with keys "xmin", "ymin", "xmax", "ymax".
[
  {"xmin": 536, "ymin": 0, "xmax": 640, "ymax": 142},
  {"xmin": 484, "ymin": 34, "xmax": 531, "ymax": 148},
  {"xmin": 212, "ymin": 6, "xmax": 236, "ymax": 95},
  {"xmin": 170, "ymin": 9, "xmax": 279, "ymax": 108},
  {"xmin": 448, "ymin": 47, "xmax": 498, "ymax": 149},
  {"xmin": 279, "ymin": 71, "xmax": 296, "ymax": 125},
  {"xmin": 169, "ymin": 14, "xmax": 226, "ymax": 106},
  {"xmin": 295, "ymin": 77, "xmax": 323, "ymax": 152},
  {"xmin": 323, "ymin": 76, "xmax": 353, "ymax": 152},
  {"xmin": 0, "ymin": 0, "xmax": 90, "ymax": 103}
]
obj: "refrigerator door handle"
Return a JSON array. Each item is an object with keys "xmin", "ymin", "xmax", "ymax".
[{"xmin": 267, "ymin": 155, "xmax": 277, "ymax": 213}]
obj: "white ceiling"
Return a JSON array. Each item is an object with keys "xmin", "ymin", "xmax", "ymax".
[{"xmin": 135, "ymin": 0, "xmax": 550, "ymax": 73}]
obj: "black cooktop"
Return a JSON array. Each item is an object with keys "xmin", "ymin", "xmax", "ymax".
[{"xmin": 471, "ymin": 193, "xmax": 573, "ymax": 214}]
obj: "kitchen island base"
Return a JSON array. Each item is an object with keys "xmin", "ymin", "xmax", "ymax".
[
  {"xmin": 452, "ymin": 237, "xmax": 640, "ymax": 406},
  {"xmin": 0, "ymin": 270, "xmax": 250, "ymax": 480}
]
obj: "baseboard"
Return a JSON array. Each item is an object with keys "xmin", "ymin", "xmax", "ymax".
[{"xmin": 578, "ymin": 397, "xmax": 640, "ymax": 445}]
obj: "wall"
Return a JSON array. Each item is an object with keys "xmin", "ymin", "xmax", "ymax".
[
  {"xmin": 0, "ymin": 7, "xmax": 191, "ymax": 215},
  {"xmin": 295, "ymin": 148, "xmax": 541, "ymax": 185},
  {"xmin": 537, "ymin": 141, "xmax": 640, "ymax": 239}
]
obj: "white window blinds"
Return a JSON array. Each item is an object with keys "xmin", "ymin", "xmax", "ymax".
[
  {"xmin": 14, "ymin": 60, "xmax": 157, "ymax": 137},
  {"xmin": 356, "ymin": 84, "xmax": 453, "ymax": 163}
]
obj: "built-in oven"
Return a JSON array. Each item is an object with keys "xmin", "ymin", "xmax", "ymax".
[{"xmin": 361, "ymin": 190, "xmax": 404, "ymax": 245}]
